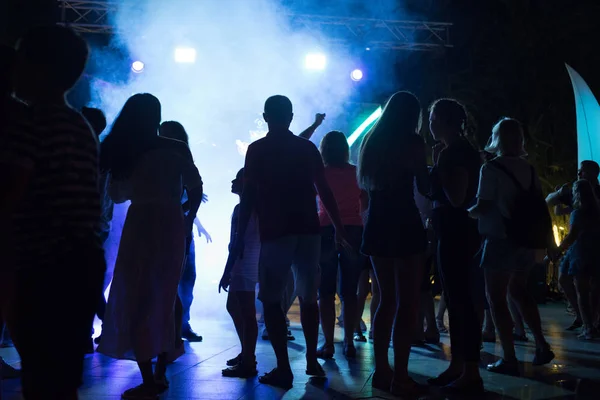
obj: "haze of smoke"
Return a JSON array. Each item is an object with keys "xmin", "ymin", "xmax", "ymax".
[{"xmin": 90, "ymin": 0, "xmax": 403, "ymax": 317}]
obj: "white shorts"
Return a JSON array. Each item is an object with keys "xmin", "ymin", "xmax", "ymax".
[{"xmin": 258, "ymin": 234, "xmax": 320, "ymax": 304}]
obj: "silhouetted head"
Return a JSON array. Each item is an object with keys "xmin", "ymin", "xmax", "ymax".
[
  {"xmin": 14, "ymin": 26, "xmax": 89, "ymax": 103},
  {"xmin": 81, "ymin": 107, "xmax": 107, "ymax": 137},
  {"xmin": 485, "ymin": 118, "xmax": 527, "ymax": 157},
  {"xmin": 578, "ymin": 160, "xmax": 600, "ymax": 183},
  {"xmin": 572, "ymin": 179, "xmax": 599, "ymax": 212},
  {"xmin": 160, "ymin": 121, "xmax": 189, "ymax": 145},
  {"xmin": 110, "ymin": 93, "xmax": 161, "ymax": 142},
  {"xmin": 320, "ymin": 130, "xmax": 349, "ymax": 167},
  {"xmin": 100, "ymin": 93, "xmax": 161, "ymax": 176},
  {"xmin": 429, "ymin": 98, "xmax": 467, "ymax": 143},
  {"xmin": 232, "ymin": 168, "xmax": 244, "ymax": 195},
  {"xmin": 0, "ymin": 45, "xmax": 15, "ymax": 96},
  {"xmin": 263, "ymin": 95, "xmax": 293, "ymax": 131},
  {"xmin": 358, "ymin": 91, "xmax": 422, "ymax": 189}
]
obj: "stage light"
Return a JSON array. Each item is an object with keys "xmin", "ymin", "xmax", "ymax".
[
  {"xmin": 174, "ymin": 47, "xmax": 196, "ymax": 63},
  {"xmin": 347, "ymin": 106, "xmax": 382, "ymax": 146},
  {"xmin": 304, "ymin": 53, "xmax": 326, "ymax": 70},
  {"xmin": 131, "ymin": 61, "xmax": 144, "ymax": 73},
  {"xmin": 351, "ymin": 69, "xmax": 363, "ymax": 81}
]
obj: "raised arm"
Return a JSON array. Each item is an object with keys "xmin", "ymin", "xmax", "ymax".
[{"xmin": 298, "ymin": 113, "xmax": 326, "ymax": 140}]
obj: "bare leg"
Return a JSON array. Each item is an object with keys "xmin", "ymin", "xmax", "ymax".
[
  {"xmin": 299, "ymin": 297, "xmax": 320, "ymax": 368},
  {"xmin": 236, "ymin": 291, "xmax": 258, "ymax": 363},
  {"xmin": 369, "ymin": 269, "xmax": 380, "ymax": 336},
  {"xmin": 155, "ymin": 353, "xmax": 168, "ymax": 379},
  {"xmin": 318, "ymin": 294, "xmax": 336, "ymax": 348},
  {"xmin": 370, "ymin": 257, "xmax": 396, "ymax": 387},
  {"xmin": 227, "ymin": 291, "xmax": 244, "ymax": 345},
  {"xmin": 263, "ymin": 301, "xmax": 291, "ymax": 372},
  {"xmin": 559, "ymin": 272, "xmax": 582, "ymax": 323},
  {"xmin": 574, "ymin": 276, "xmax": 593, "ymax": 330},
  {"xmin": 137, "ymin": 359, "xmax": 155, "ymax": 385},
  {"xmin": 508, "ymin": 295, "xmax": 526, "ymax": 336},
  {"xmin": 485, "ymin": 270, "xmax": 515, "ymax": 362},
  {"xmin": 436, "ymin": 293, "xmax": 447, "ymax": 330},
  {"xmin": 422, "ymin": 290, "xmax": 439, "ymax": 339},
  {"xmin": 355, "ymin": 269, "xmax": 370, "ymax": 335},
  {"xmin": 508, "ymin": 273, "xmax": 550, "ymax": 351},
  {"xmin": 393, "ymin": 254, "xmax": 424, "ymax": 381}
]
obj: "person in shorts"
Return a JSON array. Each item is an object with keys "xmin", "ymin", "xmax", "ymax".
[{"xmin": 235, "ymin": 95, "xmax": 347, "ymax": 389}]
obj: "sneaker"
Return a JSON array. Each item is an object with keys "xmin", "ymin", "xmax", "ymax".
[
  {"xmin": 259, "ymin": 368, "xmax": 293, "ymax": 390},
  {"xmin": 0, "ymin": 358, "xmax": 20, "ymax": 379},
  {"xmin": 182, "ymin": 329, "xmax": 203, "ymax": 342},
  {"xmin": 94, "ymin": 335, "xmax": 102, "ymax": 345}
]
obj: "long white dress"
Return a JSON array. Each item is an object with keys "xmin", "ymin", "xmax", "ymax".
[{"xmin": 98, "ymin": 144, "xmax": 202, "ymax": 361}]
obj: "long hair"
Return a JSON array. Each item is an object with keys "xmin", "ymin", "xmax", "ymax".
[
  {"xmin": 320, "ymin": 130, "xmax": 349, "ymax": 167},
  {"xmin": 160, "ymin": 121, "xmax": 189, "ymax": 145},
  {"xmin": 485, "ymin": 117, "xmax": 527, "ymax": 157},
  {"xmin": 358, "ymin": 91, "xmax": 422, "ymax": 190},
  {"xmin": 100, "ymin": 93, "xmax": 161, "ymax": 178},
  {"xmin": 573, "ymin": 179, "xmax": 600, "ymax": 216},
  {"xmin": 429, "ymin": 98, "xmax": 468, "ymax": 136}
]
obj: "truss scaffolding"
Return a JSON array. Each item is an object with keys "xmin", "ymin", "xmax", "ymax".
[{"xmin": 57, "ymin": 0, "xmax": 452, "ymax": 51}]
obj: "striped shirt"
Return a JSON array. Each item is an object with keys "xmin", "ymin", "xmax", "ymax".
[{"xmin": 1, "ymin": 102, "xmax": 102, "ymax": 269}]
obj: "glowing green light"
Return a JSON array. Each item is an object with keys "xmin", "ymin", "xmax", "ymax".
[{"xmin": 347, "ymin": 106, "xmax": 382, "ymax": 146}]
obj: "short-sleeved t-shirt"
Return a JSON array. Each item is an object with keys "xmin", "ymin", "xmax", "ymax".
[
  {"xmin": 317, "ymin": 164, "xmax": 363, "ymax": 227},
  {"xmin": 244, "ymin": 130, "xmax": 324, "ymax": 241},
  {"xmin": 432, "ymin": 138, "xmax": 481, "ymax": 210},
  {"xmin": 477, "ymin": 156, "xmax": 541, "ymax": 238},
  {"xmin": 0, "ymin": 102, "xmax": 102, "ymax": 269}
]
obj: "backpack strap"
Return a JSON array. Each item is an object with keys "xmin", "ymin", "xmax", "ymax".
[{"xmin": 489, "ymin": 160, "xmax": 526, "ymax": 192}]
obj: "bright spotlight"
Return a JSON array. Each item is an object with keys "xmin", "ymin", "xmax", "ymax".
[
  {"xmin": 351, "ymin": 69, "xmax": 363, "ymax": 81},
  {"xmin": 304, "ymin": 53, "xmax": 326, "ymax": 70},
  {"xmin": 174, "ymin": 47, "xmax": 197, "ymax": 63},
  {"xmin": 131, "ymin": 60, "xmax": 144, "ymax": 73}
]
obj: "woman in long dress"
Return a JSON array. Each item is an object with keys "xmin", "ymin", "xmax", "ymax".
[{"xmin": 97, "ymin": 93, "xmax": 203, "ymax": 400}]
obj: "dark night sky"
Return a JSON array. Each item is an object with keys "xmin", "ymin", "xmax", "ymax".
[{"xmin": 3, "ymin": 0, "xmax": 599, "ymax": 187}]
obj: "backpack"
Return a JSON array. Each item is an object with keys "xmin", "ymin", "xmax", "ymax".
[{"xmin": 490, "ymin": 160, "xmax": 552, "ymax": 249}]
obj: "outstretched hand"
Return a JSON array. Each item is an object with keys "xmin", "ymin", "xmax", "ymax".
[{"xmin": 314, "ymin": 113, "xmax": 326, "ymax": 127}]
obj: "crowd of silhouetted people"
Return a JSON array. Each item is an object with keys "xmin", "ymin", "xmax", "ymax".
[{"xmin": 1, "ymin": 25, "xmax": 600, "ymax": 400}]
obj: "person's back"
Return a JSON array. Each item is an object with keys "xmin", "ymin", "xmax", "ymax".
[
  {"xmin": 317, "ymin": 164, "xmax": 362, "ymax": 227},
  {"xmin": 247, "ymin": 131, "xmax": 322, "ymax": 240},
  {"xmin": 12, "ymin": 104, "xmax": 101, "ymax": 264},
  {"xmin": 2, "ymin": 25, "xmax": 106, "ymax": 400},
  {"xmin": 477, "ymin": 155, "xmax": 539, "ymax": 239},
  {"xmin": 123, "ymin": 138, "xmax": 197, "ymax": 206}
]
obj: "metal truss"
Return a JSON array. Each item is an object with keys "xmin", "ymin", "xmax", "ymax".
[{"xmin": 57, "ymin": 0, "xmax": 452, "ymax": 51}]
